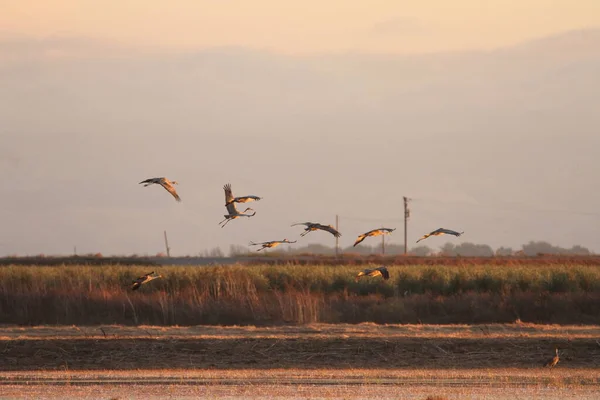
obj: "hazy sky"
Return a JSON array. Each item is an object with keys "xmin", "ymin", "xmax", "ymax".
[
  {"xmin": 1, "ymin": 2, "xmax": 599, "ymax": 256},
  {"xmin": 2, "ymin": 0, "xmax": 600, "ymax": 53}
]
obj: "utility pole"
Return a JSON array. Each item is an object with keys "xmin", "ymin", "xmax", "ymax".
[
  {"xmin": 163, "ymin": 230, "xmax": 171, "ymax": 257},
  {"xmin": 335, "ymin": 215, "xmax": 339, "ymax": 258},
  {"xmin": 382, "ymin": 235, "xmax": 385, "ymax": 255},
  {"xmin": 403, "ymin": 197, "xmax": 411, "ymax": 255}
]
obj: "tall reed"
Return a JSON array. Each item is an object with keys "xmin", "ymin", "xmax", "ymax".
[{"xmin": 1, "ymin": 264, "xmax": 599, "ymax": 325}]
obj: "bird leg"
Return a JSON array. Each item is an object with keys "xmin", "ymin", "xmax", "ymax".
[
  {"xmin": 218, "ymin": 217, "xmax": 231, "ymax": 227},
  {"xmin": 221, "ymin": 219, "xmax": 234, "ymax": 228}
]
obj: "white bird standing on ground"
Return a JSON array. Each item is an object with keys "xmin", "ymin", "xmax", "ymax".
[
  {"xmin": 355, "ymin": 266, "xmax": 390, "ymax": 282},
  {"xmin": 416, "ymin": 228, "xmax": 464, "ymax": 243},
  {"xmin": 353, "ymin": 228, "xmax": 396, "ymax": 247},
  {"xmin": 291, "ymin": 222, "xmax": 341, "ymax": 238},
  {"xmin": 249, "ymin": 239, "xmax": 297, "ymax": 251},
  {"xmin": 219, "ymin": 183, "xmax": 257, "ymax": 227},
  {"xmin": 139, "ymin": 177, "xmax": 181, "ymax": 202}
]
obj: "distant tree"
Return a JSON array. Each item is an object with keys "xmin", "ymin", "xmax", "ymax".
[
  {"xmin": 385, "ymin": 244, "xmax": 406, "ymax": 255},
  {"xmin": 344, "ymin": 244, "xmax": 376, "ymax": 255},
  {"xmin": 293, "ymin": 243, "xmax": 336, "ymax": 255},
  {"xmin": 439, "ymin": 243, "xmax": 456, "ymax": 256},
  {"xmin": 229, "ymin": 244, "xmax": 248, "ymax": 256},
  {"xmin": 495, "ymin": 246, "xmax": 514, "ymax": 256},
  {"xmin": 455, "ymin": 243, "xmax": 494, "ymax": 257},
  {"xmin": 341, "ymin": 243, "xmax": 405, "ymax": 255},
  {"xmin": 439, "ymin": 242, "xmax": 493, "ymax": 257},
  {"xmin": 409, "ymin": 245, "xmax": 432, "ymax": 256},
  {"xmin": 569, "ymin": 245, "xmax": 591, "ymax": 255},
  {"xmin": 202, "ymin": 247, "xmax": 224, "ymax": 257},
  {"xmin": 522, "ymin": 241, "xmax": 557, "ymax": 256},
  {"xmin": 521, "ymin": 241, "xmax": 591, "ymax": 256}
]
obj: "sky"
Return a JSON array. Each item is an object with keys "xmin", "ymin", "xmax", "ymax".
[
  {"xmin": 1, "ymin": 1, "xmax": 600, "ymax": 256},
  {"xmin": 2, "ymin": 0, "xmax": 600, "ymax": 53}
]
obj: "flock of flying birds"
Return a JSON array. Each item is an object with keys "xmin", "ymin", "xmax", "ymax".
[
  {"xmin": 133, "ymin": 176, "xmax": 465, "ymax": 289},
  {"xmin": 133, "ymin": 177, "xmax": 561, "ymax": 368}
]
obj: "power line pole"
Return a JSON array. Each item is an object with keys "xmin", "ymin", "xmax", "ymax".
[
  {"xmin": 163, "ymin": 230, "xmax": 171, "ymax": 257},
  {"xmin": 382, "ymin": 235, "xmax": 385, "ymax": 255},
  {"xmin": 403, "ymin": 197, "xmax": 411, "ymax": 255},
  {"xmin": 335, "ymin": 215, "xmax": 339, "ymax": 257}
]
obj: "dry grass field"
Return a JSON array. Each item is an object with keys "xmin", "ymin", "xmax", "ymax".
[
  {"xmin": 1, "ymin": 260, "xmax": 599, "ymax": 398},
  {"xmin": 2, "ymin": 263, "xmax": 600, "ymax": 325}
]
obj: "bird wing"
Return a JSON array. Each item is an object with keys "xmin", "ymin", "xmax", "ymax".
[
  {"xmin": 291, "ymin": 222, "xmax": 316, "ymax": 228},
  {"xmin": 317, "ymin": 224, "xmax": 341, "ymax": 237},
  {"xmin": 139, "ymin": 271, "xmax": 154, "ymax": 280},
  {"xmin": 139, "ymin": 178, "xmax": 160, "ymax": 185},
  {"xmin": 416, "ymin": 233, "xmax": 431, "ymax": 243},
  {"xmin": 355, "ymin": 270, "xmax": 369, "ymax": 281},
  {"xmin": 223, "ymin": 184, "xmax": 235, "ymax": 205},
  {"xmin": 438, "ymin": 228, "xmax": 463, "ymax": 236},
  {"xmin": 234, "ymin": 195, "xmax": 261, "ymax": 203},
  {"xmin": 251, "ymin": 241, "xmax": 273, "ymax": 246},
  {"xmin": 376, "ymin": 266, "xmax": 390, "ymax": 280},
  {"xmin": 367, "ymin": 269, "xmax": 382, "ymax": 278},
  {"xmin": 353, "ymin": 234, "xmax": 367, "ymax": 247},
  {"xmin": 160, "ymin": 181, "xmax": 181, "ymax": 201}
]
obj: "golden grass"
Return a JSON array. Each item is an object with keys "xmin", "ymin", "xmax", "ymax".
[{"xmin": 2, "ymin": 263, "xmax": 600, "ymax": 325}]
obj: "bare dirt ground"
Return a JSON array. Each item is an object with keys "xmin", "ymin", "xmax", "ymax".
[
  {"xmin": 1, "ymin": 323, "xmax": 599, "ymax": 399},
  {"xmin": 2, "ymin": 323, "xmax": 600, "ymax": 370}
]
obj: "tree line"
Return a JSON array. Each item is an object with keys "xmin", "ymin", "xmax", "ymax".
[{"xmin": 216, "ymin": 241, "xmax": 593, "ymax": 258}]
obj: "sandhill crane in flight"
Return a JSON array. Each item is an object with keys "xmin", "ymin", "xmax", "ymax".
[
  {"xmin": 416, "ymin": 228, "xmax": 464, "ymax": 243},
  {"xmin": 139, "ymin": 177, "xmax": 181, "ymax": 202},
  {"xmin": 355, "ymin": 266, "xmax": 390, "ymax": 282},
  {"xmin": 543, "ymin": 348, "xmax": 560, "ymax": 368},
  {"xmin": 353, "ymin": 228, "xmax": 396, "ymax": 247},
  {"xmin": 291, "ymin": 222, "xmax": 341, "ymax": 238},
  {"xmin": 249, "ymin": 239, "xmax": 297, "ymax": 251},
  {"xmin": 131, "ymin": 271, "xmax": 162, "ymax": 291},
  {"xmin": 219, "ymin": 183, "xmax": 257, "ymax": 227}
]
